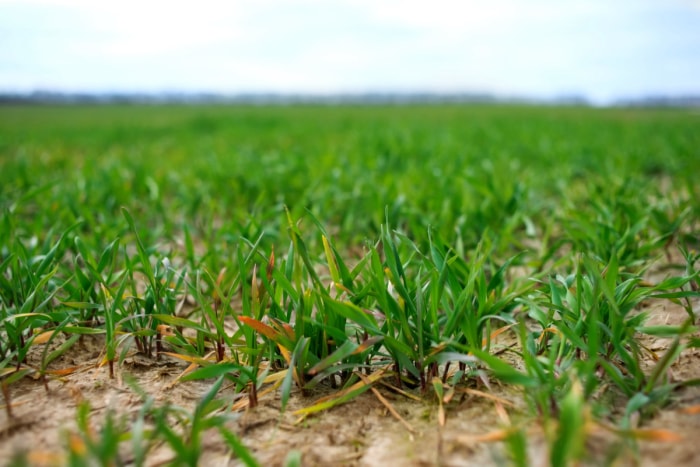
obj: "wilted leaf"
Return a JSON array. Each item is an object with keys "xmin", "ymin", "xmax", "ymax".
[{"xmin": 31, "ymin": 330, "xmax": 55, "ymax": 345}]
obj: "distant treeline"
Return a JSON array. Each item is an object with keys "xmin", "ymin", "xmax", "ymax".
[{"xmin": 0, "ymin": 91, "xmax": 698, "ymax": 107}]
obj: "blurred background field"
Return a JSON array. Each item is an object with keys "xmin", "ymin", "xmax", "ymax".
[{"xmin": 3, "ymin": 104, "xmax": 699, "ymax": 257}]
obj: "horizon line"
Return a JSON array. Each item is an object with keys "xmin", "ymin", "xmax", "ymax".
[{"xmin": 2, "ymin": 89, "xmax": 700, "ymax": 107}]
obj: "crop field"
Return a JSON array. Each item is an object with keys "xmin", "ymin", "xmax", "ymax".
[{"xmin": 1, "ymin": 104, "xmax": 699, "ymax": 466}]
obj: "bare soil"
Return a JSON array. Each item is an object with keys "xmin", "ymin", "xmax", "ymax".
[{"xmin": 1, "ymin": 258, "xmax": 699, "ymax": 466}]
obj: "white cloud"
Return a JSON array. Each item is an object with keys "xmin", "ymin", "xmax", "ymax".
[{"xmin": 0, "ymin": 0, "xmax": 699, "ymax": 101}]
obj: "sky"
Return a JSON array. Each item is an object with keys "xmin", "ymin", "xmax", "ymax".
[{"xmin": 1, "ymin": 0, "xmax": 699, "ymax": 103}]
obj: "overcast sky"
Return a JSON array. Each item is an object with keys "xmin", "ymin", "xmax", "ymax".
[{"xmin": 1, "ymin": 0, "xmax": 699, "ymax": 103}]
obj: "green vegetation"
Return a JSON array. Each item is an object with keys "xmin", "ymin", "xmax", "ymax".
[{"xmin": 1, "ymin": 104, "xmax": 699, "ymax": 465}]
